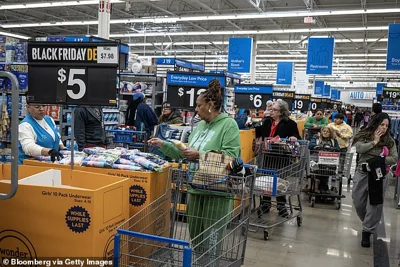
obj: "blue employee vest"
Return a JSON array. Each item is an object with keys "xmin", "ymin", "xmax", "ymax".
[{"xmin": 18, "ymin": 115, "xmax": 60, "ymax": 164}]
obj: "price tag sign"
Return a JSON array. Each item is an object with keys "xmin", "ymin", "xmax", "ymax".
[
  {"xmin": 272, "ymin": 91, "xmax": 295, "ymax": 109},
  {"xmin": 167, "ymin": 86, "xmax": 207, "ymax": 108},
  {"xmin": 97, "ymin": 46, "xmax": 118, "ymax": 64},
  {"xmin": 383, "ymin": 87, "xmax": 400, "ymax": 99},
  {"xmin": 28, "ymin": 41, "xmax": 118, "ymax": 105},
  {"xmin": 310, "ymin": 97, "xmax": 323, "ymax": 111},
  {"xmin": 234, "ymin": 84, "xmax": 273, "ymax": 109},
  {"xmin": 293, "ymin": 94, "xmax": 311, "ymax": 111}
]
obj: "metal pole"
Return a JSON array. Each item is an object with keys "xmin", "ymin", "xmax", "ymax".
[
  {"xmin": 250, "ymin": 37, "xmax": 257, "ymax": 84},
  {"xmin": 98, "ymin": 0, "xmax": 111, "ymax": 39},
  {"xmin": 70, "ymin": 108, "xmax": 75, "ymax": 170},
  {"xmin": 0, "ymin": 71, "xmax": 19, "ymax": 200}
]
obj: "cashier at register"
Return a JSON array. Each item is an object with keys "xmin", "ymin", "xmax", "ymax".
[{"xmin": 18, "ymin": 104, "xmax": 64, "ymax": 164}]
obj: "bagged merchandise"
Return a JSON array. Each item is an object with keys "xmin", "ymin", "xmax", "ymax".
[
  {"xmin": 83, "ymin": 147, "xmax": 106, "ymax": 155},
  {"xmin": 128, "ymin": 149, "xmax": 167, "ymax": 166},
  {"xmin": 112, "ymin": 164, "xmax": 143, "ymax": 171},
  {"xmin": 127, "ymin": 155, "xmax": 162, "ymax": 172},
  {"xmin": 254, "ymin": 175, "xmax": 290, "ymax": 195},
  {"xmin": 81, "ymin": 160, "xmax": 113, "ymax": 168},
  {"xmin": 115, "ymin": 158, "xmax": 142, "ymax": 167}
]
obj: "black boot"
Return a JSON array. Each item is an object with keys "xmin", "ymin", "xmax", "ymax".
[{"xmin": 361, "ymin": 231, "xmax": 371, "ymax": 247}]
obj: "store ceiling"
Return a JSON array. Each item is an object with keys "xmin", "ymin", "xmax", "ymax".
[{"xmin": 0, "ymin": 0, "xmax": 399, "ymax": 85}]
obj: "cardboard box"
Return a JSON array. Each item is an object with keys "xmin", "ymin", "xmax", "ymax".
[
  {"xmin": 0, "ymin": 164, "xmax": 130, "ymax": 259},
  {"xmin": 240, "ymin": 129, "xmax": 256, "ymax": 163},
  {"xmin": 24, "ymin": 161, "xmax": 171, "ymax": 236}
]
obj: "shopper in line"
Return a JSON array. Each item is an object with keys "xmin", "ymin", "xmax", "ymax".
[
  {"xmin": 328, "ymin": 113, "xmax": 353, "ymax": 152},
  {"xmin": 304, "ymin": 109, "xmax": 328, "ymax": 128},
  {"xmin": 74, "ymin": 106, "xmax": 107, "ymax": 151},
  {"xmin": 263, "ymin": 100, "xmax": 273, "ymax": 118},
  {"xmin": 354, "ymin": 108, "xmax": 364, "ymax": 128},
  {"xmin": 158, "ymin": 102, "xmax": 183, "ymax": 125},
  {"xmin": 346, "ymin": 108, "xmax": 353, "ymax": 127},
  {"xmin": 255, "ymin": 100, "xmax": 301, "ymax": 218},
  {"xmin": 18, "ymin": 103, "xmax": 65, "ymax": 164},
  {"xmin": 352, "ymin": 113, "xmax": 397, "ymax": 247},
  {"xmin": 148, "ymin": 79, "xmax": 241, "ymax": 260},
  {"xmin": 125, "ymin": 92, "xmax": 158, "ymax": 137},
  {"xmin": 371, "ymin": 102, "xmax": 382, "ymax": 119}
]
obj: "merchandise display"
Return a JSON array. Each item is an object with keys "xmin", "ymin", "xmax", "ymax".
[{"xmin": 31, "ymin": 147, "xmax": 168, "ymax": 172}]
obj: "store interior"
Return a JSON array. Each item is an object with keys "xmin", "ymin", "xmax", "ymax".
[{"xmin": 0, "ymin": 1, "xmax": 400, "ymax": 267}]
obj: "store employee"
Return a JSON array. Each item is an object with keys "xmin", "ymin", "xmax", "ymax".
[{"xmin": 18, "ymin": 104, "xmax": 64, "ymax": 164}]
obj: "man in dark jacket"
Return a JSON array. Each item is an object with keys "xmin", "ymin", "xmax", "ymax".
[{"xmin": 74, "ymin": 106, "xmax": 107, "ymax": 151}]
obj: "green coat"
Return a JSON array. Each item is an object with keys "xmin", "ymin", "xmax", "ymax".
[{"xmin": 304, "ymin": 116, "xmax": 328, "ymax": 128}]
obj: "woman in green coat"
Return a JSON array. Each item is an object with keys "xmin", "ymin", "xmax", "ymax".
[{"xmin": 305, "ymin": 109, "xmax": 329, "ymax": 128}]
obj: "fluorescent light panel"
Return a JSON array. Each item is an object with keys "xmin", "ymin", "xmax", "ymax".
[
  {"xmin": 1, "ymin": 7, "xmax": 399, "ymax": 27},
  {"xmin": 0, "ymin": 30, "xmax": 30, "ymax": 39}
]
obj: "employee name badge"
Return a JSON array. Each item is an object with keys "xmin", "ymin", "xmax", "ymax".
[{"xmin": 375, "ymin": 168, "xmax": 383, "ymax": 180}]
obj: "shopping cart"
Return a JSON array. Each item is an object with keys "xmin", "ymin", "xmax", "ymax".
[
  {"xmin": 106, "ymin": 128, "xmax": 148, "ymax": 151},
  {"xmin": 303, "ymin": 127, "xmax": 321, "ymax": 141},
  {"xmin": 113, "ymin": 163, "xmax": 256, "ymax": 267},
  {"xmin": 308, "ymin": 150, "xmax": 354, "ymax": 210},
  {"xmin": 250, "ymin": 139, "xmax": 308, "ymax": 241}
]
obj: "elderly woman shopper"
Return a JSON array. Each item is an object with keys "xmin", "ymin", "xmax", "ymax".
[
  {"xmin": 256, "ymin": 100, "xmax": 301, "ymax": 218},
  {"xmin": 352, "ymin": 113, "xmax": 397, "ymax": 248}
]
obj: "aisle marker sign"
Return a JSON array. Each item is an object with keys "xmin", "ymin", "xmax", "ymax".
[
  {"xmin": 27, "ymin": 42, "xmax": 119, "ymax": 106},
  {"xmin": 228, "ymin": 37, "xmax": 252, "ymax": 73},
  {"xmin": 306, "ymin": 38, "xmax": 335, "ymax": 75},
  {"xmin": 314, "ymin": 80, "xmax": 324, "ymax": 95},
  {"xmin": 331, "ymin": 89, "xmax": 338, "ymax": 100},
  {"xmin": 386, "ymin": 24, "xmax": 400, "ymax": 70},
  {"xmin": 376, "ymin": 83, "xmax": 387, "ymax": 96},
  {"xmin": 276, "ymin": 62, "xmax": 294, "ymax": 85},
  {"xmin": 323, "ymin": 84, "xmax": 331, "ymax": 97}
]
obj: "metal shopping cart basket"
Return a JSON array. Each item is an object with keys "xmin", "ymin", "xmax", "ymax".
[
  {"xmin": 106, "ymin": 128, "xmax": 148, "ymax": 151},
  {"xmin": 308, "ymin": 150, "xmax": 354, "ymax": 210},
  {"xmin": 250, "ymin": 139, "xmax": 308, "ymax": 241},
  {"xmin": 303, "ymin": 127, "xmax": 321, "ymax": 141},
  {"xmin": 113, "ymin": 163, "xmax": 256, "ymax": 267}
]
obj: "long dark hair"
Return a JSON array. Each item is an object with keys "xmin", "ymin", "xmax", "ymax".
[{"xmin": 353, "ymin": 113, "xmax": 394, "ymax": 148}]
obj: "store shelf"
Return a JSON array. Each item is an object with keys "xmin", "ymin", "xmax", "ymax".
[{"xmin": 118, "ymin": 72, "xmax": 156, "ymax": 77}]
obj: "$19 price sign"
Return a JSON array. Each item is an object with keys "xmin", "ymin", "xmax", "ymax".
[
  {"xmin": 167, "ymin": 86, "xmax": 207, "ymax": 108},
  {"xmin": 383, "ymin": 87, "xmax": 400, "ymax": 99}
]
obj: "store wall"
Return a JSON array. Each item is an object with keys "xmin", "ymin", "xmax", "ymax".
[{"xmin": 339, "ymin": 90, "xmax": 374, "ymax": 108}]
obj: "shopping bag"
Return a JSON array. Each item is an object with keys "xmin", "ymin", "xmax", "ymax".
[{"xmin": 191, "ymin": 151, "xmax": 235, "ymax": 191}]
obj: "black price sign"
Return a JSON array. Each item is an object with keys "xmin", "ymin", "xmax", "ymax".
[
  {"xmin": 234, "ymin": 93, "xmax": 271, "ymax": 109},
  {"xmin": 27, "ymin": 41, "xmax": 119, "ymax": 106},
  {"xmin": 383, "ymin": 87, "xmax": 400, "ymax": 99},
  {"xmin": 293, "ymin": 94, "xmax": 311, "ymax": 111},
  {"xmin": 321, "ymin": 98, "xmax": 328, "ymax": 109},
  {"xmin": 167, "ymin": 85, "xmax": 207, "ymax": 108},
  {"xmin": 310, "ymin": 97, "xmax": 322, "ymax": 111},
  {"xmin": 272, "ymin": 91, "xmax": 294, "ymax": 109}
]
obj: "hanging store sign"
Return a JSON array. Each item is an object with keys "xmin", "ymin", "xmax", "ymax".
[
  {"xmin": 349, "ymin": 91, "xmax": 375, "ymax": 100},
  {"xmin": 386, "ymin": 24, "xmax": 400, "ymax": 70},
  {"xmin": 310, "ymin": 97, "xmax": 322, "ymax": 111},
  {"xmin": 234, "ymin": 84, "xmax": 273, "ymax": 109},
  {"xmin": 323, "ymin": 84, "xmax": 331, "ymax": 97},
  {"xmin": 306, "ymin": 37, "xmax": 335, "ymax": 75},
  {"xmin": 276, "ymin": 62, "xmax": 294, "ymax": 85},
  {"xmin": 376, "ymin": 83, "xmax": 387, "ymax": 97},
  {"xmin": 27, "ymin": 41, "xmax": 118, "ymax": 106},
  {"xmin": 331, "ymin": 89, "xmax": 338, "ymax": 100},
  {"xmin": 314, "ymin": 80, "xmax": 324, "ymax": 95},
  {"xmin": 157, "ymin": 58, "xmax": 175, "ymax": 65},
  {"xmin": 228, "ymin": 37, "xmax": 253, "ymax": 73},
  {"xmin": 167, "ymin": 73, "xmax": 225, "ymax": 87},
  {"xmin": 175, "ymin": 59, "xmax": 205, "ymax": 72},
  {"xmin": 272, "ymin": 91, "xmax": 295, "ymax": 109}
]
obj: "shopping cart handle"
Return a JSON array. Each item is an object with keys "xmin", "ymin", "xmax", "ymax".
[
  {"xmin": 106, "ymin": 129, "xmax": 146, "ymax": 134},
  {"xmin": 117, "ymin": 229, "xmax": 190, "ymax": 247}
]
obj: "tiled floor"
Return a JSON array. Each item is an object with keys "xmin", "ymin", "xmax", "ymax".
[{"xmin": 243, "ymin": 148, "xmax": 400, "ymax": 267}]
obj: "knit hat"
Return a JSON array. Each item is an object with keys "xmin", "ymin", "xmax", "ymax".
[{"xmin": 133, "ymin": 92, "xmax": 145, "ymax": 101}]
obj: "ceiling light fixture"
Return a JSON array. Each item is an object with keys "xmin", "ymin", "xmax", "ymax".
[{"xmin": 0, "ymin": 0, "xmax": 123, "ymax": 10}]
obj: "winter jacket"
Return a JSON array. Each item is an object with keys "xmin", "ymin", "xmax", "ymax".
[
  {"xmin": 131, "ymin": 103, "xmax": 158, "ymax": 137},
  {"xmin": 158, "ymin": 110, "xmax": 183, "ymax": 125},
  {"xmin": 74, "ymin": 106, "xmax": 106, "ymax": 151},
  {"xmin": 304, "ymin": 116, "xmax": 328, "ymax": 128},
  {"xmin": 328, "ymin": 122, "xmax": 353, "ymax": 149}
]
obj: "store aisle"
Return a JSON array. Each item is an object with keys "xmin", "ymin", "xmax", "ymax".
[{"xmin": 243, "ymin": 176, "xmax": 400, "ymax": 267}]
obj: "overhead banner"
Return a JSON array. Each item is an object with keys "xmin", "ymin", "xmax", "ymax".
[
  {"xmin": 386, "ymin": 24, "xmax": 400, "ymax": 70},
  {"xmin": 27, "ymin": 41, "xmax": 119, "ymax": 106},
  {"xmin": 314, "ymin": 80, "xmax": 324, "ymax": 95},
  {"xmin": 167, "ymin": 73, "xmax": 225, "ymax": 87},
  {"xmin": 323, "ymin": 84, "xmax": 331, "ymax": 97},
  {"xmin": 276, "ymin": 62, "xmax": 294, "ymax": 85},
  {"xmin": 228, "ymin": 37, "xmax": 252, "ymax": 73},
  {"xmin": 376, "ymin": 83, "xmax": 387, "ymax": 96},
  {"xmin": 331, "ymin": 89, "xmax": 338, "ymax": 100},
  {"xmin": 306, "ymin": 38, "xmax": 335, "ymax": 75},
  {"xmin": 337, "ymin": 90, "xmax": 341, "ymax": 100}
]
